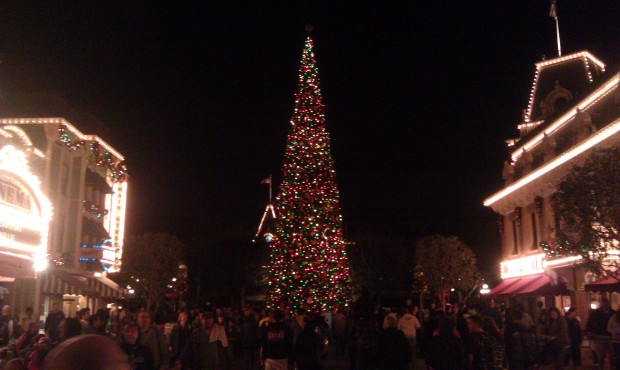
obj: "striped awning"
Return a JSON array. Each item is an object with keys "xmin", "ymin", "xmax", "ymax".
[
  {"xmin": 87, "ymin": 276, "xmax": 122, "ymax": 299},
  {"xmin": 41, "ymin": 270, "xmax": 99, "ymax": 296}
]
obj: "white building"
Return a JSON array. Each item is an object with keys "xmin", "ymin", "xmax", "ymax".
[
  {"xmin": 485, "ymin": 51, "xmax": 620, "ymax": 314},
  {"xmin": 0, "ymin": 94, "xmax": 128, "ymax": 319}
]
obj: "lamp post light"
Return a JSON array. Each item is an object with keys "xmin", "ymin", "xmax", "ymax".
[{"xmin": 480, "ymin": 283, "xmax": 491, "ymax": 295}]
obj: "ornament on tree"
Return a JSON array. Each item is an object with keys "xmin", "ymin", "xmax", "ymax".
[{"xmin": 266, "ymin": 37, "xmax": 350, "ymax": 313}]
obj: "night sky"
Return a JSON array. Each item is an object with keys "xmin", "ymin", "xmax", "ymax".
[{"xmin": 1, "ymin": 1, "xmax": 620, "ymax": 277}]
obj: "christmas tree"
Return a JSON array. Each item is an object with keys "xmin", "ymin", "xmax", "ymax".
[{"xmin": 267, "ymin": 37, "xmax": 350, "ymax": 312}]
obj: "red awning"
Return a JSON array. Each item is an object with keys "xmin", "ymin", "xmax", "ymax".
[
  {"xmin": 489, "ymin": 276, "xmax": 524, "ymax": 295},
  {"xmin": 491, "ymin": 273, "xmax": 572, "ymax": 297},
  {"xmin": 585, "ymin": 272, "xmax": 620, "ymax": 293}
]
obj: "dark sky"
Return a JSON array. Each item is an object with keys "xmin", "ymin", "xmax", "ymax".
[{"xmin": 1, "ymin": 1, "xmax": 620, "ymax": 276}]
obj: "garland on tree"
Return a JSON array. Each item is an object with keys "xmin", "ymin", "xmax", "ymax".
[{"xmin": 266, "ymin": 37, "xmax": 350, "ymax": 313}]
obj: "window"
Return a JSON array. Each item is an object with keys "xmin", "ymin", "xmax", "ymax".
[
  {"xmin": 531, "ymin": 212, "xmax": 538, "ymax": 250},
  {"xmin": 512, "ymin": 220, "xmax": 519, "ymax": 255}
]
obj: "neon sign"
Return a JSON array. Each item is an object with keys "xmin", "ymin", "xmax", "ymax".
[{"xmin": 0, "ymin": 146, "xmax": 52, "ymax": 274}]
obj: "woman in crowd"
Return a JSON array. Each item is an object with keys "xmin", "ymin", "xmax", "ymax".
[
  {"xmin": 545, "ymin": 307, "xmax": 570, "ymax": 369},
  {"xmin": 170, "ymin": 311, "xmax": 192, "ymax": 370}
]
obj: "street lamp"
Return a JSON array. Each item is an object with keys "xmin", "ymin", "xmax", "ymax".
[{"xmin": 480, "ymin": 284, "xmax": 491, "ymax": 295}]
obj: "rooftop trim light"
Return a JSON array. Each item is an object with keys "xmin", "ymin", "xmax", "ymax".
[
  {"xmin": 485, "ymin": 116, "xmax": 620, "ymax": 207},
  {"xmin": 0, "ymin": 118, "xmax": 125, "ymax": 160},
  {"xmin": 514, "ymin": 75, "xmax": 620, "ymax": 161},
  {"xmin": 524, "ymin": 51, "xmax": 606, "ymax": 123}
]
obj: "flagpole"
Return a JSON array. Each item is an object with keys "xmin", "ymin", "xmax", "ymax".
[
  {"xmin": 268, "ymin": 174, "xmax": 272, "ymax": 203},
  {"xmin": 555, "ymin": 16, "xmax": 562, "ymax": 57}
]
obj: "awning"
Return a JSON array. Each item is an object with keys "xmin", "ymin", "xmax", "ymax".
[
  {"xmin": 585, "ymin": 272, "xmax": 620, "ymax": 293},
  {"xmin": 491, "ymin": 273, "xmax": 572, "ymax": 297},
  {"xmin": 87, "ymin": 276, "xmax": 122, "ymax": 299},
  {"xmin": 489, "ymin": 277, "xmax": 524, "ymax": 295},
  {"xmin": 41, "ymin": 270, "xmax": 99, "ymax": 297}
]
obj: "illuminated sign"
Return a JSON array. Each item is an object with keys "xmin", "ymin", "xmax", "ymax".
[
  {"xmin": 500, "ymin": 253, "xmax": 545, "ymax": 279},
  {"xmin": 0, "ymin": 145, "xmax": 52, "ymax": 276}
]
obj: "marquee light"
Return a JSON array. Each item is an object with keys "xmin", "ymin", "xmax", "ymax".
[
  {"xmin": 513, "ymin": 75, "xmax": 620, "ymax": 161},
  {"xmin": 3, "ymin": 126, "xmax": 46, "ymax": 158},
  {"xmin": 0, "ymin": 118, "xmax": 125, "ymax": 161},
  {"xmin": 0, "ymin": 145, "xmax": 52, "ymax": 263},
  {"xmin": 485, "ymin": 117, "xmax": 620, "ymax": 207},
  {"xmin": 500, "ymin": 253, "xmax": 585, "ymax": 279}
]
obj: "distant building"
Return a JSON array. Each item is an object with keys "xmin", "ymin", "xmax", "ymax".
[
  {"xmin": 484, "ymin": 51, "xmax": 620, "ymax": 313},
  {"xmin": 0, "ymin": 94, "xmax": 128, "ymax": 319}
]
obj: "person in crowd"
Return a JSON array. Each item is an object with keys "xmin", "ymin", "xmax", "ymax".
[
  {"xmin": 16, "ymin": 323, "xmax": 39, "ymax": 357},
  {"xmin": 291, "ymin": 309, "xmax": 305, "ymax": 344},
  {"xmin": 453, "ymin": 304, "xmax": 470, "ymax": 355},
  {"xmin": 58, "ymin": 318, "xmax": 82, "ymax": 342},
  {"xmin": 210, "ymin": 314, "xmax": 229, "ymax": 367},
  {"xmin": 137, "ymin": 309, "xmax": 169, "ymax": 370},
  {"xmin": 587, "ymin": 298, "xmax": 615, "ymax": 369},
  {"xmin": 170, "ymin": 311, "xmax": 192, "ymax": 370},
  {"xmin": 480, "ymin": 316, "xmax": 505, "ymax": 370},
  {"xmin": 397, "ymin": 306, "xmax": 421, "ymax": 369},
  {"xmin": 27, "ymin": 336, "xmax": 53, "ymax": 370},
  {"xmin": 481, "ymin": 300, "xmax": 503, "ymax": 330},
  {"xmin": 44, "ymin": 303, "xmax": 65, "ymax": 343},
  {"xmin": 427, "ymin": 316, "xmax": 464, "ymax": 370},
  {"xmin": 19, "ymin": 308, "xmax": 34, "ymax": 331},
  {"xmin": 294, "ymin": 317, "xmax": 325, "ymax": 370},
  {"xmin": 374, "ymin": 315, "xmax": 411, "ymax": 370},
  {"xmin": 546, "ymin": 307, "xmax": 570, "ymax": 369},
  {"xmin": 83, "ymin": 314, "xmax": 102, "ymax": 335},
  {"xmin": 332, "ymin": 308, "xmax": 346, "ymax": 358},
  {"xmin": 465, "ymin": 315, "xmax": 484, "ymax": 370},
  {"xmin": 239, "ymin": 311, "xmax": 259, "ymax": 370},
  {"xmin": 76, "ymin": 308, "xmax": 89, "ymax": 332},
  {"xmin": 261, "ymin": 309, "xmax": 293, "ymax": 370},
  {"xmin": 504, "ymin": 304, "xmax": 537, "ymax": 370},
  {"xmin": 0, "ymin": 306, "xmax": 22, "ymax": 348},
  {"xmin": 122, "ymin": 322, "xmax": 155, "ymax": 370},
  {"xmin": 536, "ymin": 309, "xmax": 549, "ymax": 336},
  {"xmin": 565, "ymin": 307, "xmax": 582, "ymax": 369},
  {"xmin": 43, "ymin": 334, "xmax": 131, "ymax": 370},
  {"xmin": 190, "ymin": 314, "xmax": 225, "ymax": 370}
]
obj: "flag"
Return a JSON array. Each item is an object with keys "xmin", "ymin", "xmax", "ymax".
[
  {"xmin": 549, "ymin": 0, "xmax": 557, "ymax": 19},
  {"xmin": 260, "ymin": 176, "xmax": 271, "ymax": 185}
]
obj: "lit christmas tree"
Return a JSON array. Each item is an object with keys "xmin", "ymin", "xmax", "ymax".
[{"xmin": 267, "ymin": 37, "xmax": 350, "ymax": 312}]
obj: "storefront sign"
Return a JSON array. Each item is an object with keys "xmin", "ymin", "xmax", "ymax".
[
  {"xmin": 0, "ymin": 145, "xmax": 52, "ymax": 276},
  {"xmin": 500, "ymin": 253, "xmax": 545, "ymax": 278}
]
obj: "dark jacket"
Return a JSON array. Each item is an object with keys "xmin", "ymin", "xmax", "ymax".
[
  {"xmin": 44, "ymin": 311, "xmax": 65, "ymax": 342},
  {"xmin": 428, "ymin": 332, "xmax": 465, "ymax": 370},
  {"xmin": 122, "ymin": 342, "xmax": 155, "ymax": 370},
  {"xmin": 567, "ymin": 317, "xmax": 583, "ymax": 345},
  {"xmin": 190, "ymin": 328, "xmax": 225, "ymax": 370},
  {"xmin": 170, "ymin": 323, "xmax": 192, "ymax": 365},
  {"xmin": 586, "ymin": 308, "xmax": 615, "ymax": 336},
  {"xmin": 374, "ymin": 327, "xmax": 412, "ymax": 370},
  {"xmin": 261, "ymin": 321, "xmax": 293, "ymax": 360},
  {"xmin": 294, "ymin": 328, "xmax": 324, "ymax": 370}
]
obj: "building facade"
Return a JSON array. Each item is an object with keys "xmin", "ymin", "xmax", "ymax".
[
  {"xmin": 0, "ymin": 97, "xmax": 128, "ymax": 320},
  {"xmin": 485, "ymin": 51, "xmax": 620, "ymax": 314}
]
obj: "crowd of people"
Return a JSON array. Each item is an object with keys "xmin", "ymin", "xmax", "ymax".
[{"xmin": 0, "ymin": 297, "xmax": 616, "ymax": 369}]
